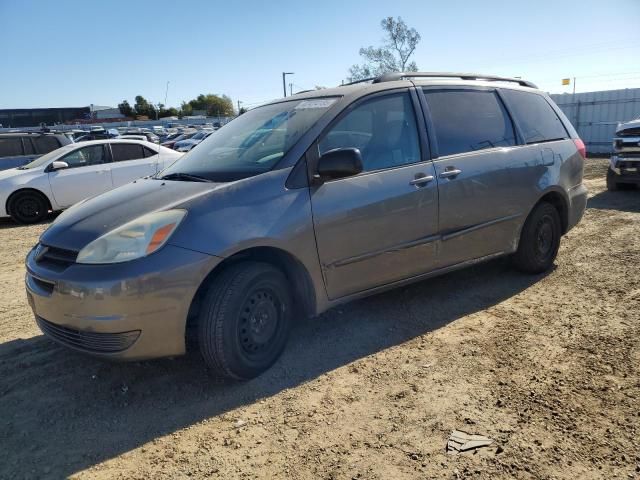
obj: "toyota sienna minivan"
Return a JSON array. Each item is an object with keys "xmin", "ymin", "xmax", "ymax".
[{"xmin": 26, "ymin": 72, "xmax": 587, "ymax": 380}]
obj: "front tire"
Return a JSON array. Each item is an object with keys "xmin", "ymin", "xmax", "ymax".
[
  {"xmin": 606, "ymin": 168, "xmax": 619, "ymax": 191},
  {"xmin": 197, "ymin": 262, "xmax": 292, "ymax": 380},
  {"xmin": 513, "ymin": 202, "xmax": 561, "ymax": 274},
  {"xmin": 9, "ymin": 191, "xmax": 49, "ymax": 224}
]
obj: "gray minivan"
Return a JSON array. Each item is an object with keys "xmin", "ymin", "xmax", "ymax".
[{"xmin": 26, "ymin": 73, "xmax": 587, "ymax": 379}]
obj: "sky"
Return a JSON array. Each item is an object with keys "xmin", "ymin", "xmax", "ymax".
[{"xmin": 1, "ymin": 0, "xmax": 639, "ymax": 110}]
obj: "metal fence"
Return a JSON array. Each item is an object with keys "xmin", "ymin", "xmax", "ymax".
[{"xmin": 550, "ymin": 88, "xmax": 640, "ymax": 155}]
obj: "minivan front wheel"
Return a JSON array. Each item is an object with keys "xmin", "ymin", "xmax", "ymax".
[
  {"xmin": 513, "ymin": 202, "xmax": 561, "ymax": 274},
  {"xmin": 198, "ymin": 262, "xmax": 292, "ymax": 380}
]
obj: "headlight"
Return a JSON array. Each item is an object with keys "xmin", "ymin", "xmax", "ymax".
[{"xmin": 76, "ymin": 210, "xmax": 186, "ymax": 264}]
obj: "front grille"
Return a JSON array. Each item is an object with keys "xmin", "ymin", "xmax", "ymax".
[
  {"xmin": 36, "ymin": 316, "xmax": 140, "ymax": 354},
  {"xmin": 35, "ymin": 244, "xmax": 78, "ymax": 270}
]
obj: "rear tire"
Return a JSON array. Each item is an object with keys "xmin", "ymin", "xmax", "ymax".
[
  {"xmin": 513, "ymin": 202, "xmax": 561, "ymax": 274},
  {"xmin": 9, "ymin": 191, "xmax": 49, "ymax": 224},
  {"xmin": 197, "ymin": 262, "xmax": 292, "ymax": 380}
]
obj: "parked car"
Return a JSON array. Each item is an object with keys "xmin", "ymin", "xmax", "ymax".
[
  {"xmin": 607, "ymin": 117, "xmax": 640, "ymax": 190},
  {"xmin": 119, "ymin": 135, "xmax": 148, "ymax": 141},
  {"xmin": 0, "ymin": 132, "xmax": 72, "ymax": 170},
  {"xmin": 161, "ymin": 130, "xmax": 196, "ymax": 149},
  {"xmin": 121, "ymin": 129, "xmax": 159, "ymax": 143},
  {"xmin": 0, "ymin": 139, "xmax": 181, "ymax": 224},
  {"xmin": 75, "ymin": 128, "xmax": 120, "ymax": 142},
  {"xmin": 25, "ymin": 72, "xmax": 587, "ymax": 380},
  {"xmin": 174, "ymin": 129, "xmax": 214, "ymax": 152}
]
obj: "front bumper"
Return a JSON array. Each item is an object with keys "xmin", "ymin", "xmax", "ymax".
[
  {"xmin": 25, "ymin": 243, "xmax": 221, "ymax": 360},
  {"xmin": 609, "ymin": 155, "xmax": 640, "ymax": 183}
]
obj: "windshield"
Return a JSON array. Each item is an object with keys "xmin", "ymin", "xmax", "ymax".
[
  {"xmin": 20, "ymin": 144, "xmax": 75, "ymax": 169},
  {"xmin": 159, "ymin": 98, "xmax": 337, "ymax": 182},
  {"xmin": 191, "ymin": 131, "xmax": 209, "ymax": 140}
]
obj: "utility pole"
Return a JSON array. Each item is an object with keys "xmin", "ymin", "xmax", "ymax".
[
  {"xmin": 237, "ymin": 100, "xmax": 242, "ymax": 114},
  {"xmin": 282, "ymin": 72, "xmax": 294, "ymax": 97},
  {"xmin": 289, "ymin": 83, "xmax": 293, "ymax": 96},
  {"xmin": 164, "ymin": 81, "xmax": 170, "ymax": 106},
  {"xmin": 572, "ymin": 76, "xmax": 576, "ymax": 95}
]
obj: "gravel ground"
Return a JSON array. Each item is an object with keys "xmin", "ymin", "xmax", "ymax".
[{"xmin": 1, "ymin": 158, "xmax": 638, "ymax": 479}]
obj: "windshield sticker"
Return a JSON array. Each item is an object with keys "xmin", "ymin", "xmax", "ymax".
[{"xmin": 295, "ymin": 99, "xmax": 336, "ymax": 110}]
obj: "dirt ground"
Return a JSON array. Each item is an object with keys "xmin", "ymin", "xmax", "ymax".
[{"xmin": 1, "ymin": 158, "xmax": 638, "ymax": 479}]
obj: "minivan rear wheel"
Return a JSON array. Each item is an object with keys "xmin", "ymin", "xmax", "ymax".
[
  {"xmin": 9, "ymin": 191, "xmax": 49, "ymax": 224},
  {"xmin": 197, "ymin": 262, "xmax": 292, "ymax": 380},
  {"xmin": 513, "ymin": 202, "xmax": 561, "ymax": 274}
]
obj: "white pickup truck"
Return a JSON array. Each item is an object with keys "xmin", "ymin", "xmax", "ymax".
[{"xmin": 608, "ymin": 118, "xmax": 640, "ymax": 191}]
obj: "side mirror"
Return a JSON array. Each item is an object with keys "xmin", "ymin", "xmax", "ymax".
[
  {"xmin": 49, "ymin": 161, "xmax": 69, "ymax": 171},
  {"xmin": 315, "ymin": 148, "xmax": 363, "ymax": 182}
]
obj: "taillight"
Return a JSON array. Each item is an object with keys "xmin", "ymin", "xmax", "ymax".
[{"xmin": 574, "ymin": 138, "xmax": 586, "ymax": 159}]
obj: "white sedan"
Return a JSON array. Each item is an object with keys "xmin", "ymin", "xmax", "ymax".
[{"xmin": 0, "ymin": 139, "xmax": 182, "ymax": 224}]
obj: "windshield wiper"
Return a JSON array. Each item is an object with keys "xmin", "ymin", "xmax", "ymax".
[{"xmin": 159, "ymin": 172, "xmax": 213, "ymax": 182}]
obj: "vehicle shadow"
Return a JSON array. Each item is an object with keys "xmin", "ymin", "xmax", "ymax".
[
  {"xmin": 0, "ymin": 258, "xmax": 549, "ymax": 478},
  {"xmin": 0, "ymin": 212, "xmax": 58, "ymax": 230},
  {"xmin": 587, "ymin": 188, "xmax": 640, "ymax": 213}
]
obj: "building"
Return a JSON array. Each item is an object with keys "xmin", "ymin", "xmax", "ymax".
[{"xmin": 0, "ymin": 105, "xmax": 125, "ymax": 128}]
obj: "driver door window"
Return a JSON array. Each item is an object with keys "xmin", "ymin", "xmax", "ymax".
[
  {"xmin": 319, "ymin": 92, "xmax": 421, "ymax": 172},
  {"xmin": 61, "ymin": 145, "xmax": 106, "ymax": 168}
]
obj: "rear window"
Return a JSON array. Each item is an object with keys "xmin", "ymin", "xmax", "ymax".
[
  {"xmin": 423, "ymin": 89, "xmax": 516, "ymax": 157},
  {"xmin": 23, "ymin": 138, "xmax": 35, "ymax": 155},
  {"xmin": 111, "ymin": 143, "xmax": 144, "ymax": 162},
  {"xmin": 500, "ymin": 90, "xmax": 568, "ymax": 144},
  {"xmin": 0, "ymin": 138, "xmax": 23, "ymax": 157},
  {"xmin": 33, "ymin": 136, "xmax": 61, "ymax": 154}
]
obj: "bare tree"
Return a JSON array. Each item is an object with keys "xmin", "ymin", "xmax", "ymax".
[{"xmin": 347, "ymin": 16, "xmax": 421, "ymax": 82}]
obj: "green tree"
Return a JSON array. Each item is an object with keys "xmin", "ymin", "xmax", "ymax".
[
  {"xmin": 118, "ymin": 100, "xmax": 134, "ymax": 117},
  {"xmin": 186, "ymin": 94, "xmax": 234, "ymax": 116},
  {"xmin": 133, "ymin": 95, "xmax": 156, "ymax": 118},
  {"xmin": 347, "ymin": 16, "xmax": 421, "ymax": 82}
]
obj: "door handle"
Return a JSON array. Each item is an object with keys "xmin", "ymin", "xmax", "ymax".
[
  {"xmin": 439, "ymin": 168, "xmax": 462, "ymax": 179},
  {"xmin": 409, "ymin": 175, "xmax": 434, "ymax": 186}
]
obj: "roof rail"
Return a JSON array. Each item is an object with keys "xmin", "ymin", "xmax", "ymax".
[{"xmin": 373, "ymin": 72, "xmax": 537, "ymax": 88}]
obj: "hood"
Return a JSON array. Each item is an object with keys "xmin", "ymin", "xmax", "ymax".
[
  {"xmin": 40, "ymin": 178, "xmax": 224, "ymax": 251},
  {"xmin": 616, "ymin": 118, "xmax": 640, "ymax": 136},
  {"xmin": 0, "ymin": 167, "xmax": 41, "ymax": 183}
]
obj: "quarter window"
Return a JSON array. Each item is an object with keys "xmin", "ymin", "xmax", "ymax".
[
  {"xmin": 423, "ymin": 89, "xmax": 516, "ymax": 157},
  {"xmin": 143, "ymin": 146, "xmax": 158, "ymax": 158},
  {"xmin": 60, "ymin": 145, "xmax": 106, "ymax": 168},
  {"xmin": 0, "ymin": 138, "xmax": 23, "ymax": 157},
  {"xmin": 500, "ymin": 89, "xmax": 568, "ymax": 144},
  {"xmin": 111, "ymin": 143, "xmax": 145, "ymax": 162},
  {"xmin": 33, "ymin": 136, "xmax": 61, "ymax": 154},
  {"xmin": 319, "ymin": 92, "xmax": 421, "ymax": 172},
  {"xmin": 23, "ymin": 138, "xmax": 35, "ymax": 155}
]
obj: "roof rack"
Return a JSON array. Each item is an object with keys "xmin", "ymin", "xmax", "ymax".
[
  {"xmin": 340, "ymin": 72, "xmax": 536, "ymax": 88},
  {"xmin": 374, "ymin": 72, "xmax": 537, "ymax": 88}
]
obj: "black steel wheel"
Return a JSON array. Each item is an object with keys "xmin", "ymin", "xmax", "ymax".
[
  {"xmin": 513, "ymin": 202, "xmax": 561, "ymax": 274},
  {"xmin": 198, "ymin": 262, "xmax": 292, "ymax": 380},
  {"xmin": 9, "ymin": 191, "xmax": 49, "ymax": 224}
]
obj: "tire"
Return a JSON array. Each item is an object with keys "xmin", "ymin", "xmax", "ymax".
[
  {"xmin": 197, "ymin": 262, "xmax": 292, "ymax": 380},
  {"xmin": 606, "ymin": 168, "xmax": 619, "ymax": 191},
  {"xmin": 9, "ymin": 191, "xmax": 49, "ymax": 224},
  {"xmin": 513, "ymin": 202, "xmax": 561, "ymax": 274}
]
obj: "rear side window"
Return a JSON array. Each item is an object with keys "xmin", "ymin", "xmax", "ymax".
[
  {"xmin": 143, "ymin": 146, "xmax": 157, "ymax": 158},
  {"xmin": 0, "ymin": 138, "xmax": 23, "ymax": 157},
  {"xmin": 423, "ymin": 89, "xmax": 516, "ymax": 157},
  {"xmin": 33, "ymin": 136, "xmax": 61, "ymax": 154},
  {"xmin": 319, "ymin": 92, "xmax": 421, "ymax": 172},
  {"xmin": 111, "ymin": 144, "xmax": 145, "ymax": 162},
  {"xmin": 500, "ymin": 90, "xmax": 568, "ymax": 144}
]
